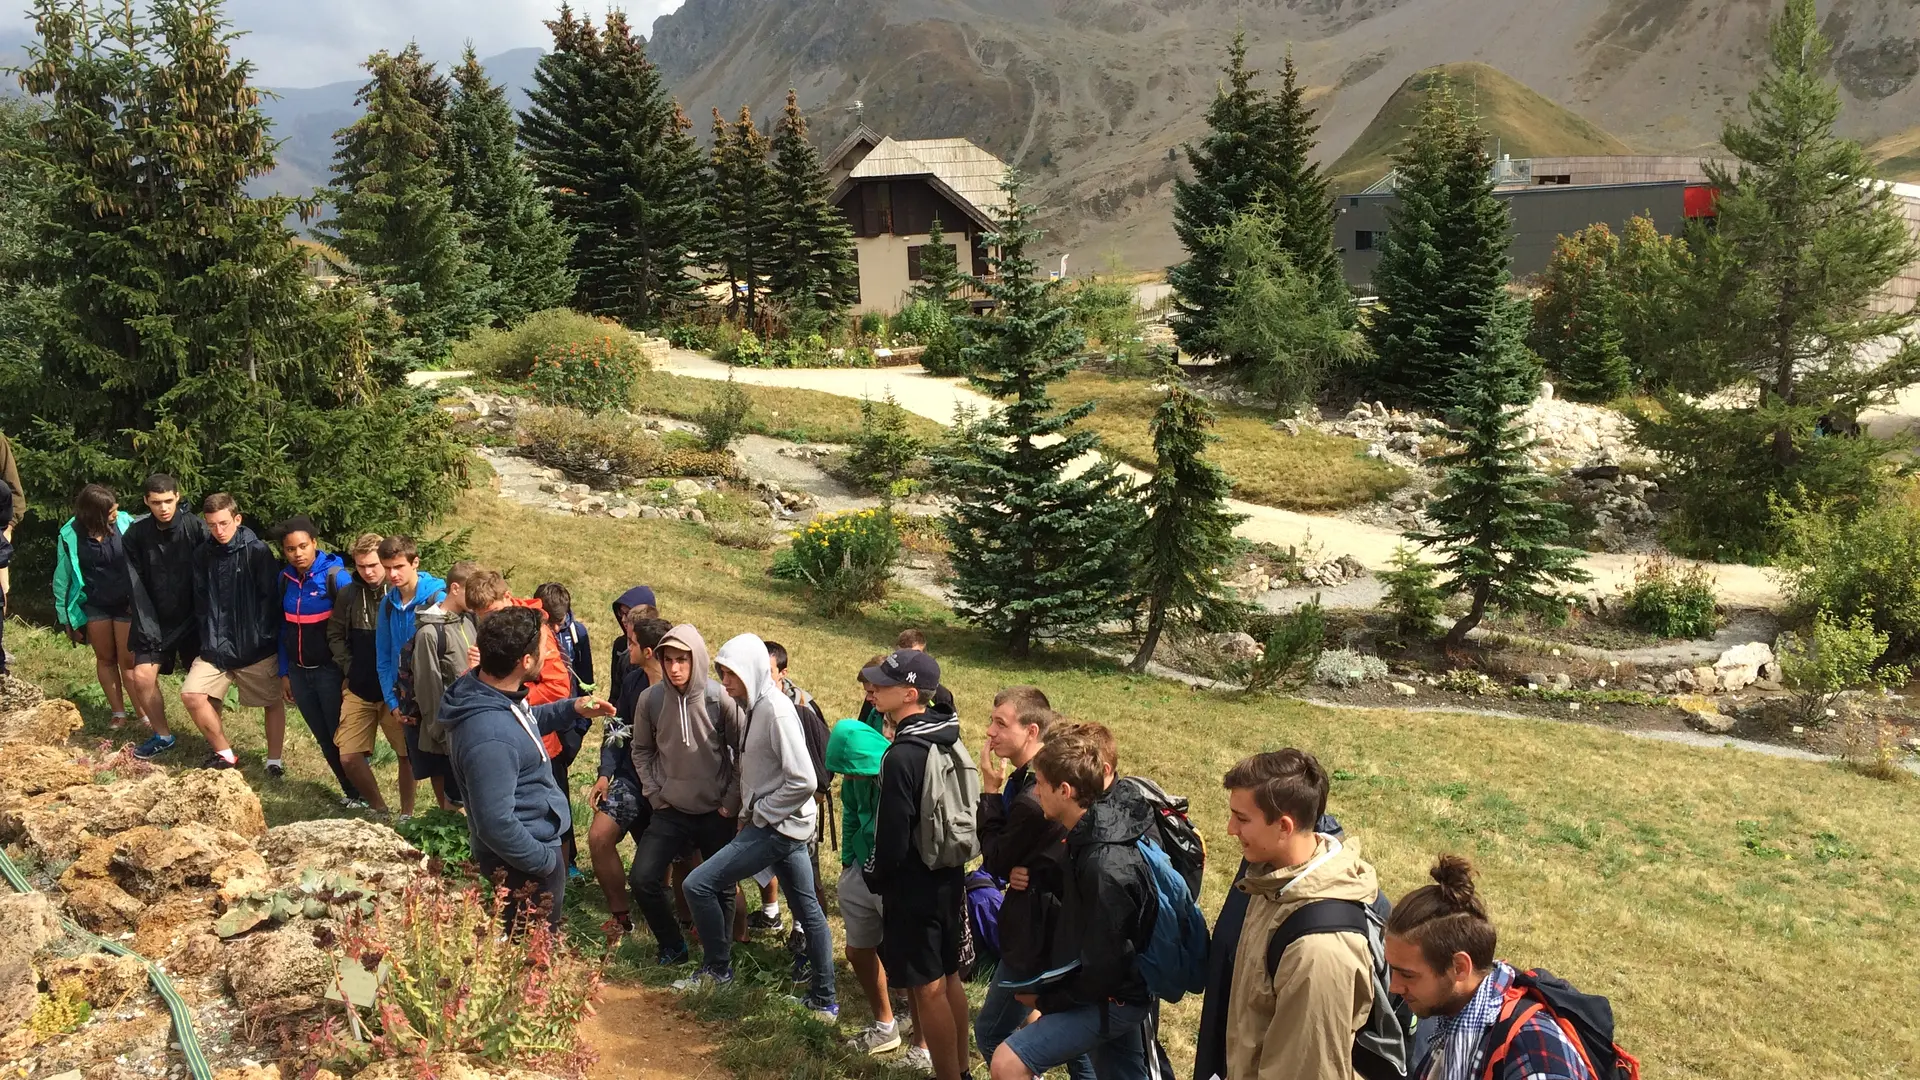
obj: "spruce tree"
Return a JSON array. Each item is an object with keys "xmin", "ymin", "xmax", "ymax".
[
  {"xmin": 1366, "ymin": 78, "xmax": 1513, "ymax": 409},
  {"xmin": 708, "ymin": 106, "xmax": 779, "ymax": 330},
  {"xmin": 522, "ymin": 7, "xmax": 704, "ymax": 325},
  {"xmin": 910, "ymin": 215, "xmax": 969, "ymax": 313},
  {"xmin": 1635, "ymin": 0, "xmax": 1919, "ymax": 559},
  {"xmin": 11, "ymin": 0, "xmax": 462, "ymax": 540},
  {"xmin": 444, "ymin": 46, "xmax": 574, "ymax": 326},
  {"xmin": 320, "ymin": 44, "xmax": 487, "ymax": 369},
  {"xmin": 1265, "ymin": 51, "xmax": 1345, "ymax": 306},
  {"xmin": 1130, "ymin": 380, "xmax": 1246, "ymax": 671},
  {"xmin": 768, "ymin": 90, "xmax": 858, "ymax": 322},
  {"xmin": 1558, "ymin": 275, "xmax": 1631, "ymax": 403},
  {"xmin": 935, "ymin": 177, "xmax": 1141, "ymax": 657},
  {"xmin": 1410, "ymin": 300, "xmax": 1586, "ymax": 649}
]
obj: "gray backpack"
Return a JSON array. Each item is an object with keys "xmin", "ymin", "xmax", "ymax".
[
  {"xmin": 1265, "ymin": 897, "xmax": 1416, "ymax": 1080},
  {"xmin": 916, "ymin": 738, "xmax": 981, "ymax": 870}
]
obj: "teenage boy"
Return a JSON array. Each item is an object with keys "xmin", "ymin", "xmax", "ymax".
[
  {"xmin": 995, "ymin": 728, "xmax": 1160, "ymax": 1080},
  {"xmin": 628, "ymin": 624, "xmax": 744, "ymax": 965},
  {"xmin": 1385, "ymin": 856, "xmax": 1598, "ymax": 1080},
  {"xmin": 607, "ymin": 584, "xmax": 658, "ymax": 694},
  {"xmin": 764, "ymin": 639, "xmax": 831, "ymax": 979},
  {"xmin": 1220, "ymin": 749, "xmax": 1379, "ymax": 1080},
  {"xmin": 274, "ymin": 517, "xmax": 360, "ymax": 803},
  {"xmin": 588, "ymin": 614, "xmax": 672, "ymax": 940},
  {"xmin": 438, "ymin": 606, "xmax": 615, "ymax": 931},
  {"xmin": 974, "ymin": 688, "xmax": 1095, "ymax": 1080},
  {"xmin": 0, "ymin": 428, "xmax": 19, "ymax": 614},
  {"xmin": 374, "ymin": 536, "xmax": 443, "ymax": 813},
  {"xmin": 123, "ymin": 474, "xmax": 208, "ymax": 757},
  {"xmin": 181, "ymin": 494, "xmax": 286, "ymax": 773},
  {"xmin": 863, "ymin": 649, "xmax": 970, "ymax": 1080},
  {"xmin": 328, "ymin": 533, "xmax": 411, "ymax": 815},
  {"xmin": 409, "ymin": 562, "xmax": 499, "ymax": 811},
  {"xmin": 678, "ymin": 633, "xmax": 837, "ymax": 1023},
  {"xmin": 894, "ymin": 628, "xmax": 957, "ymax": 714}
]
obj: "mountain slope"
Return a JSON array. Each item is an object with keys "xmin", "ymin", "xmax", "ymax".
[{"xmin": 1326, "ymin": 63, "xmax": 1632, "ymax": 195}]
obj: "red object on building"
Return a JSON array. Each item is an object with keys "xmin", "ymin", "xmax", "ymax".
[{"xmin": 1683, "ymin": 185, "xmax": 1718, "ymax": 218}]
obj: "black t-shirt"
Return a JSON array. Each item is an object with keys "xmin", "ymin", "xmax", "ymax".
[
  {"xmin": 347, "ymin": 626, "xmax": 381, "ymax": 701},
  {"xmin": 80, "ymin": 528, "xmax": 131, "ymax": 611}
]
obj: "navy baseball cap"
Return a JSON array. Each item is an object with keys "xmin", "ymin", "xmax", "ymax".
[{"xmin": 860, "ymin": 649, "xmax": 941, "ymax": 696}]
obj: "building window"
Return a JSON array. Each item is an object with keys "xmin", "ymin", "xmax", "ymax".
[
  {"xmin": 907, "ymin": 245, "xmax": 925, "ymax": 281},
  {"xmin": 1534, "ymin": 174, "xmax": 1572, "ymax": 185},
  {"xmin": 1354, "ymin": 230, "xmax": 1375, "ymax": 251}
]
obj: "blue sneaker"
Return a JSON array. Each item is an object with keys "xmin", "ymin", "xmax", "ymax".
[
  {"xmin": 787, "ymin": 996, "xmax": 838, "ymax": 1024},
  {"xmin": 132, "ymin": 734, "xmax": 176, "ymax": 760},
  {"xmin": 671, "ymin": 966, "xmax": 733, "ymax": 992},
  {"xmin": 567, "ymin": 865, "xmax": 585, "ymax": 881}
]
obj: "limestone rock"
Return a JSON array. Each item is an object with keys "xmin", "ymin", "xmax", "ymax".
[
  {"xmin": 225, "ymin": 921, "xmax": 334, "ymax": 1010},
  {"xmin": 670, "ymin": 479, "xmax": 703, "ymax": 502},
  {"xmin": 1713, "ymin": 642, "xmax": 1775, "ymax": 694},
  {"xmin": 1389, "ymin": 682, "xmax": 1419, "ymax": 697},
  {"xmin": 164, "ymin": 932, "xmax": 227, "ymax": 979},
  {"xmin": 38, "ymin": 953, "xmax": 149, "ymax": 1007},
  {"xmin": 62, "ymin": 877, "xmax": 146, "ymax": 931},
  {"xmin": 1210, "ymin": 632, "xmax": 1264, "ymax": 661},
  {"xmin": 259, "ymin": 818, "xmax": 424, "ymax": 888},
  {"xmin": 213, "ymin": 1064, "xmax": 282, "ymax": 1080},
  {"xmin": 0, "ymin": 744, "xmax": 93, "ymax": 797},
  {"xmin": 1676, "ymin": 694, "xmax": 1735, "ymax": 734},
  {"xmin": 0, "ymin": 672, "xmax": 47, "ymax": 713},
  {"xmin": 111, "ymin": 822, "xmax": 254, "ymax": 899},
  {"xmin": 145, "ymin": 769, "xmax": 266, "ymax": 837},
  {"xmin": 0, "ymin": 698, "xmax": 84, "ymax": 746},
  {"xmin": 0, "ymin": 891, "xmax": 64, "ymax": 1023},
  {"xmin": 1690, "ymin": 665, "xmax": 1719, "ymax": 693},
  {"xmin": 57, "ymin": 773, "xmax": 171, "ymax": 833},
  {"xmin": 0, "ymin": 955, "xmax": 32, "ymax": 1033},
  {"xmin": 212, "ymin": 849, "xmax": 274, "ymax": 905}
]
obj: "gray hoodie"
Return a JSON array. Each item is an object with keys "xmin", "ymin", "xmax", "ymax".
[
  {"xmin": 713, "ymin": 632, "xmax": 819, "ymax": 843},
  {"xmin": 631, "ymin": 625, "xmax": 744, "ymax": 816}
]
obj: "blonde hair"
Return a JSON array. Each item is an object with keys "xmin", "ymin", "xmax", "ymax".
[{"xmin": 349, "ymin": 532, "xmax": 385, "ymax": 558}]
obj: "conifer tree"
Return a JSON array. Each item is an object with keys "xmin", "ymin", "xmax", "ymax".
[
  {"xmin": 1635, "ymin": 0, "xmax": 1919, "ymax": 559},
  {"xmin": 910, "ymin": 215, "xmax": 969, "ymax": 313},
  {"xmin": 522, "ymin": 7, "xmax": 705, "ymax": 324},
  {"xmin": 708, "ymin": 106, "xmax": 779, "ymax": 329},
  {"xmin": 935, "ymin": 177, "xmax": 1141, "ymax": 657},
  {"xmin": 1210, "ymin": 204, "xmax": 1366, "ymax": 411},
  {"xmin": 320, "ymin": 44, "xmax": 487, "ymax": 368},
  {"xmin": 1558, "ymin": 276, "xmax": 1631, "ymax": 402},
  {"xmin": 1410, "ymin": 301, "xmax": 1585, "ymax": 649},
  {"xmin": 444, "ymin": 46, "xmax": 574, "ymax": 326},
  {"xmin": 1366, "ymin": 78, "xmax": 1512, "ymax": 409},
  {"xmin": 768, "ymin": 90, "xmax": 858, "ymax": 321},
  {"xmin": 1130, "ymin": 380, "xmax": 1246, "ymax": 671},
  {"xmin": 1265, "ymin": 51, "xmax": 1345, "ymax": 306}
]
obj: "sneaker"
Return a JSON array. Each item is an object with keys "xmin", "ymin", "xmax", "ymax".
[
  {"xmin": 845, "ymin": 1022, "xmax": 902, "ymax": 1056},
  {"xmin": 902, "ymin": 1046, "xmax": 933, "ymax": 1074},
  {"xmin": 747, "ymin": 908, "xmax": 782, "ymax": 932},
  {"xmin": 200, "ymin": 752, "xmax": 236, "ymax": 770},
  {"xmin": 265, "ymin": 761, "xmax": 285, "ymax": 779},
  {"xmin": 656, "ymin": 943, "xmax": 691, "ymax": 967},
  {"xmin": 796, "ymin": 998, "xmax": 838, "ymax": 1025},
  {"xmin": 567, "ymin": 865, "xmax": 585, "ymax": 880},
  {"xmin": 670, "ymin": 966, "xmax": 732, "ymax": 992},
  {"xmin": 132, "ymin": 734, "xmax": 176, "ymax": 760},
  {"xmin": 790, "ymin": 952, "xmax": 811, "ymax": 984},
  {"xmin": 339, "ymin": 796, "xmax": 371, "ymax": 810}
]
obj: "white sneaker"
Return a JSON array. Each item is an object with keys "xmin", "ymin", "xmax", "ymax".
[
  {"xmin": 845, "ymin": 1022, "xmax": 902, "ymax": 1056},
  {"xmin": 902, "ymin": 1046, "xmax": 933, "ymax": 1074}
]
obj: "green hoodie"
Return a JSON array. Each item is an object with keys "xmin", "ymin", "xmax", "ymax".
[{"xmin": 825, "ymin": 713, "xmax": 890, "ymax": 868}]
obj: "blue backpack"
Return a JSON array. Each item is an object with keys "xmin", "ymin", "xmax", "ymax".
[{"xmin": 1133, "ymin": 835, "xmax": 1210, "ymax": 1003}]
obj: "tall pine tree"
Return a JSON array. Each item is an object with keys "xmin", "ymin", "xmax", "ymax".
[
  {"xmin": 1634, "ymin": 0, "xmax": 1920, "ymax": 559},
  {"xmin": 522, "ymin": 7, "xmax": 705, "ymax": 325},
  {"xmin": 1410, "ymin": 300, "xmax": 1583, "ymax": 649},
  {"xmin": 935, "ymin": 177, "xmax": 1141, "ymax": 657},
  {"xmin": 444, "ymin": 46, "xmax": 574, "ymax": 326},
  {"xmin": 1130, "ymin": 380, "xmax": 1246, "ymax": 671},
  {"xmin": 708, "ymin": 106, "xmax": 779, "ymax": 330},
  {"xmin": 320, "ymin": 44, "xmax": 487, "ymax": 369},
  {"xmin": 1366, "ymin": 77, "xmax": 1513, "ymax": 409},
  {"xmin": 768, "ymin": 90, "xmax": 858, "ymax": 321}
]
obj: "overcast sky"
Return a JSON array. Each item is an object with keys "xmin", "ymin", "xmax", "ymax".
[{"xmin": 5, "ymin": 0, "xmax": 685, "ymax": 86}]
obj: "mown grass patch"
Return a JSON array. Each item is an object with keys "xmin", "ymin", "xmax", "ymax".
[
  {"xmin": 631, "ymin": 371, "xmax": 947, "ymax": 446},
  {"xmin": 1051, "ymin": 371, "xmax": 1407, "ymax": 511}
]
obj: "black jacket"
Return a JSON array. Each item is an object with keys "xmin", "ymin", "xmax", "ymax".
[
  {"xmin": 1039, "ymin": 779, "xmax": 1158, "ymax": 1015},
  {"xmin": 863, "ymin": 703, "xmax": 961, "ymax": 896},
  {"xmin": 192, "ymin": 525, "xmax": 282, "ymax": 670},
  {"xmin": 978, "ymin": 763, "xmax": 1070, "ymax": 975},
  {"xmin": 125, "ymin": 512, "xmax": 208, "ymax": 653}
]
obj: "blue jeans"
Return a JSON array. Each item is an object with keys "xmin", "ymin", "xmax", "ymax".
[
  {"xmin": 1003, "ymin": 1001, "xmax": 1170, "ymax": 1080},
  {"xmin": 975, "ymin": 969, "xmax": 1096, "ymax": 1080},
  {"xmin": 683, "ymin": 822, "xmax": 836, "ymax": 1007},
  {"xmin": 286, "ymin": 664, "xmax": 360, "ymax": 800}
]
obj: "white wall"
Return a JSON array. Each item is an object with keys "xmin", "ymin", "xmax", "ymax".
[{"xmin": 854, "ymin": 233, "xmax": 965, "ymax": 316}]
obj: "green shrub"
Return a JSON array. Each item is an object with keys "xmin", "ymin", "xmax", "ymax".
[
  {"xmin": 1071, "ymin": 273, "xmax": 1141, "ymax": 355},
  {"xmin": 919, "ymin": 323, "xmax": 968, "ymax": 377},
  {"xmin": 519, "ymin": 407, "xmax": 659, "ymax": 480},
  {"xmin": 891, "ymin": 299, "xmax": 949, "ymax": 342},
  {"xmin": 665, "ymin": 322, "xmax": 722, "ymax": 351},
  {"xmin": 452, "ymin": 307, "xmax": 623, "ymax": 379},
  {"xmin": 719, "ymin": 328, "xmax": 771, "ymax": 367},
  {"xmin": 784, "ymin": 509, "xmax": 901, "ymax": 615},
  {"xmin": 847, "ymin": 391, "xmax": 923, "ymax": 498},
  {"xmin": 1378, "ymin": 546, "xmax": 1444, "ymax": 641},
  {"xmin": 1778, "ymin": 608, "xmax": 1910, "ymax": 720},
  {"xmin": 1234, "ymin": 596, "xmax": 1326, "ymax": 694},
  {"xmin": 1775, "ymin": 492, "xmax": 1920, "ymax": 660},
  {"xmin": 393, "ymin": 807, "xmax": 472, "ymax": 865},
  {"xmin": 858, "ymin": 311, "xmax": 886, "ymax": 340},
  {"xmin": 695, "ymin": 373, "xmax": 753, "ymax": 451},
  {"xmin": 1619, "ymin": 553, "xmax": 1719, "ymax": 639},
  {"xmin": 525, "ymin": 335, "xmax": 647, "ymax": 414}
]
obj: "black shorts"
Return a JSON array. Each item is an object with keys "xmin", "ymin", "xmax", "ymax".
[
  {"xmin": 134, "ymin": 632, "xmax": 200, "ymax": 676},
  {"xmin": 878, "ymin": 866, "xmax": 965, "ymax": 989}
]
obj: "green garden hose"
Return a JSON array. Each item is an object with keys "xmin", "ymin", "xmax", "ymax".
[{"xmin": 0, "ymin": 845, "xmax": 215, "ymax": 1080}]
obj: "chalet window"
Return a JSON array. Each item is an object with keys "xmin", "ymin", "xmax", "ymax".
[
  {"xmin": 1353, "ymin": 230, "xmax": 1375, "ymax": 251},
  {"xmin": 908, "ymin": 245, "xmax": 924, "ymax": 281},
  {"xmin": 860, "ymin": 183, "xmax": 893, "ymax": 237},
  {"xmin": 972, "ymin": 234, "xmax": 990, "ymax": 277}
]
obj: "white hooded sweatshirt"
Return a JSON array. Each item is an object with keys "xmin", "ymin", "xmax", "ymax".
[{"xmin": 713, "ymin": 633, "xmax": 820, "ymax": 842}]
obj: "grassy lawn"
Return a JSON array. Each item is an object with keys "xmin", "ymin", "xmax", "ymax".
[
  {"xmin": 1052, "ymin": 371, "xmax": 1408, "ymax": 511},
  {"xmin": 631, "ymin": 370, "xmax": 947, "ymax": 446},
  {"xmin": 13, "ymin": 483, "xmax": 1919, "ymax": 1078}
]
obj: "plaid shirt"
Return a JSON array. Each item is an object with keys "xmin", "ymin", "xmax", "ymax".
[{"xmin": 1419, "ymin": 962, "xmax": 1597, "ymax": 1080}]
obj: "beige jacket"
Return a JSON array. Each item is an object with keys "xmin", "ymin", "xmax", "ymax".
[{"xmin": 1226, "ymin": 835, "xmax": 1379, "ymax": 1080}]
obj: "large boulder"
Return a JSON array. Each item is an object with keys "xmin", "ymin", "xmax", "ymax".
[
  {"xmin": 259, "ymin": 818, "xmax": 424, "ymax": 888},
  {"xmin": 0, "ymin": 672, "xmax": 46, "ymax": 713},
  {"xmin": 1713, "ymin": 642, "xmax": 1775, "ymax": 694},
  {"xmin": 38, "ymin": 953, "xmax": 150, "ymax": 1008},
  {"xmin": 61, "ymin": 877, "xmax": 146, "ymax": 931},
  {"xmin": 0, "ymin": 891, "xmax": 65, "ymax": 1029},
  {"xmin": 145, "ymin": 768, "xmax": 266, "ymax": 837},
  {"xmin": 224, "ymin": 920, "xmax": 334, "ymax": 1012},
  {"xmin": 0, "ymin": 743, "xmax": 94, "ymax": 797},
  {"xmin": 0, "ymin": 698, "xmax": 84, "ymax": 746},
  {"xmin": 110, "ymin": 822, "xmax": 254, "ymax": 898}
]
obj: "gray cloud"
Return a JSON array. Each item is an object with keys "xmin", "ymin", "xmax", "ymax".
[{"xmin": 6, "ymin": 1, "xmax": 684, "ymax": 87}]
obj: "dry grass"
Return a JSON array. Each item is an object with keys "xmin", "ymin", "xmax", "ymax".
[
  {"xmin": 1051, "ymin": 371, "xmax": 1408, "ymax": 511},
  {"xmin": 631, "ymin": 371, "xmax": 947, "ymax": 446}
]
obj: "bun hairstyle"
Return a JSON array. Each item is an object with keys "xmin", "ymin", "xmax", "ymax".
[{"xmin": 1386, "ymin": 854, "xmax": 1498, "ymax": 974}]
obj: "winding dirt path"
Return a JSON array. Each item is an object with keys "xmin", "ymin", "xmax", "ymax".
[
  {"xmin": 656, "ymin": 348, "xmax": 1784, "ymax": 607},
  {"xmin": 581, "ymin": 982, "xmax": 720, "ymax": 1080}
]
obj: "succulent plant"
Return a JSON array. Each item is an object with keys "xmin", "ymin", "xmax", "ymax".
[{"xmin": 215, "ymin": 868, "xmax": 376, "ymax": 938}]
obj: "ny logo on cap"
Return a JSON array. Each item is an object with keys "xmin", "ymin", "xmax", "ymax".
[{"xmin": 904, "ymin": 671, "xmax": 918, "ymax": 684}]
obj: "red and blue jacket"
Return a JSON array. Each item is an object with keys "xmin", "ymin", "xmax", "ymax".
[{"xmin": 279, "ymin": 549, "xmax": 353, "ymax": 676}]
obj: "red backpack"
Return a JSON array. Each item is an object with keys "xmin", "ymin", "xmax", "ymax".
[{"xmin": 1481, "ymin": 969, "xmax": 1640, "ymax": 1080}]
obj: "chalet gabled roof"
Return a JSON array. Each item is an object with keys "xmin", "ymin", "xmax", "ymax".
[
  {"xmin": 824, "ymin": 123, "xmax": 885, "ymax": 173},
  {"xmin": 830, "ymin": 136, "xmax": 1011, "ymax": 231}
]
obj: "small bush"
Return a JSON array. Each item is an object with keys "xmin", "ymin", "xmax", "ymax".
[
  {"xmin": 847, "ymin": 392, "xmax": 923, "ymax": 498},
  {"xmin": 695, "ymin": 373, "xmax": 753, "ymax": 451},
  {"xmin": 454, "ymin": 308, "xmax": 624, "ymax": 380},
  {"xmin": 710, "ymin": 520, "xmax": 778, "ymax": 550},
  {"xmin": 1778, "ymin": 609, "xmax": 1909, "ymax": 720},
  {"xmin": 718, "ymin": 328, "xmax": 771, "ymax": 367},
  {"xmin": 892, "ymin": 299, "xmax": 949, "ymax": 341},
  {"xmin": 526, "ymin": 335, "xmax": 648, "ymax": 414},
  {"xmin": 1620, "ymin": 553, "xmax": 1719, "ymax": 639},
  {"xmin": 29, "ymin": 981, "xmax": 91, "ymax": 1037},
  {"xmin": 1775, "ymin": 492, "xmax": 1920, "ymax": 660},
  {"xmin": 1313, "ymin": 648, "xmax": 1389, "ymax": 688},
  {"xmin": 785, "ymin": 509, "xmax": 901, "ymax": 615},
  {"xmin": 1378, "ymin": 546, "xmax": 1444, "ymax": 641},
  {"xmin": 519, "ymin": 407, "xmax": 659, "ymax": 481},
  {"xmin": 1234, "ymin": 597, "xmax": 1326, "ymax": 694},
  {"xmin": 665, "ymin": 322, "xmax": 722, "ymax": 351},
  {"xmin": 858, "ymin": 311, "xmax": 886, "ymax": 340},
  {"xmin": 393, "ymin": 807, "xmax": 472, "ymax": 865},
  {"xmin": 654, "ymin": 447, "xmax": 740, "ymax": 478}
]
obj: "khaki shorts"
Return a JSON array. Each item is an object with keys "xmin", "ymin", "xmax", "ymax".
[
  {"xmin": 181, "ymin": 656, "xmax": 280, "ymax": 708},
  {"xmin": 337, "ymin": 689, "xmax": 408, "ymax": 758}
]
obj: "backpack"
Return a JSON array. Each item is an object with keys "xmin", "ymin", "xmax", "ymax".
[
  {"xmin": 393, "ymin": 632, "xmax": 424, "ymax": 722},
  {"xmin": 1114, "ymin": 776, "xmax": 1207, "ymax": 897},
  {"xmin": 1481, "ymin": 969, "xmax": 1640, "ymax": 1080},
  {"xmin": 958, "ymin": 868, "xmax": 1004, "ymax": 981},
  {"xmin": 915, "ymin": 738, "xmax": 981, "ymax": 870},
  {"xmin": 1132, "ymin": 835, "xmax": 1211, "ymax": 1003},
  {"xmin": 1266, "ymin": 898, "xmax": 1415, "ymax": 1080}
]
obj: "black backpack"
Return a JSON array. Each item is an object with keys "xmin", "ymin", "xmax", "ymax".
[
  {"xmin": 1480, "ymin": 969, "xmax": 1640, "ymax": 1080},
  {"xmin": 1266, "ymin": 898, "xmax": 1416, "ymax": 1080},
  {"xmin": 1112, "ymin": 776, "xmax": 1206, "ymax": 897}
]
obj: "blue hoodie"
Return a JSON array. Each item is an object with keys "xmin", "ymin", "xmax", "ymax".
[
  {"xmin": 376, "ymin": 569, "xmax": 446, "ymax": 709},
  {"xmin": 437, "ymin": 672, "xmax": 577, "ymax": 876},
  {"xmin": 278, "ymin": 549, "xmax": 352, "ymax": 676}
]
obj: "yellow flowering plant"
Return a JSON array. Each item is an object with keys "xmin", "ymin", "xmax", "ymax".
[{"xmin": 781, "ymin": 509, "xmax": 901, "ymax": 614}]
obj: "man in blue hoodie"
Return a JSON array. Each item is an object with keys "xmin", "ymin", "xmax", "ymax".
[
  {"xmin": 374, "ymin": 535, "xmax": 444, "ymax": 818},
  {"xmin": 273, "ymin": 517, "xmax": 361, "ymax": 803},
  {"xmin": 440, "ymin": 605, "xmax": 614, "ymax": 932}
]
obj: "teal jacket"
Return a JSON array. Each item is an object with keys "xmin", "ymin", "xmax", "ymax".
[{"xmin": 52, "ymin": 510, "xmax": 136, "ymax": 631}]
